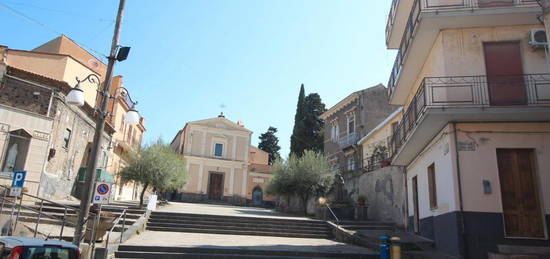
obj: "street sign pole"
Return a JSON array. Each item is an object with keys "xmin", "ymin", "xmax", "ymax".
[{"xmin": 7, "ymin": 170, "xmax": 26, "ymax": 235}]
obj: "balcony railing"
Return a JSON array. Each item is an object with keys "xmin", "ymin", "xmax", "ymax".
[
  {"xmin": 385, "ymin": 0, "xmax": 400, "ymax": 45},
  {"xmin": 363, "ymin": 151, "xmax": 391, "ymax": 173},
  {"xmin": 389, "ymin": 74, "xmax": 550, "ymax": 155},
  {"xmin": 386, "ymin": 0, "xmax": 539, "ymax": 99},
  {"xmin": 338, "ymin": 132, "xmax": 359, "ymax": 148}
]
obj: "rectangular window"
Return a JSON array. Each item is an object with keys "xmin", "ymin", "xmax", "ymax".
[
  {"xmin": 347, "ymin": 158, "xmax": 355, "ymax": 171},
  {"xmin": 347, "ymin": 115, "xmax": 355, "ymax": 135},
  {"xmin": 214, "ymin": 143, "xmax": 223, "ymax": 157},
  {"xmin": 63, "ymin": 129, "xmax": 72, "ymax": 149},
  {"xmin": 427, "ymin": 163, "xmax": 437, "ymax": 209}
]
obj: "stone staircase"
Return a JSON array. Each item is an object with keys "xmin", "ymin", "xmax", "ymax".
[
  {"xmin": 146, "ymin": 211, "xmax": 333, "ymax": 239},
  {"xmin": 115, "ymin": 245, "xmax": 378, "ymax": 259}
]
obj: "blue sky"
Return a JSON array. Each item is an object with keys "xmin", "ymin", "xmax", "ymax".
[{"xmin": 1, "ymin": 0, "xmax": 396, "ymax": 156}]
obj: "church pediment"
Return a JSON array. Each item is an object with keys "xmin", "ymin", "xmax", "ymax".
[{"xmin": 188, "ymin": 117, "xmax": 251, "ymax": 133}]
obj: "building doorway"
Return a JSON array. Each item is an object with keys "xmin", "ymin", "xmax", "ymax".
[
  {"xmin": 412, "ymin": 176, "xmax": 420, "ymax": 233},
  {"xmin": 252, "ymin": 186, "xmax": 263, "ymax": 206},
  {"xmin": 208, "ymin": 172, "xmax": 224, "ymax": 200},
  {"xmin": 496, "ymin": 149, "xmax": 545, "ymax": 238},
  {"xmin": 483, "ymin": 42, "xmax": 527, "ymax": 106}
]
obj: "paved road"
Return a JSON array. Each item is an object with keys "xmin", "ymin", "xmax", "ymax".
[{"xmin": 158, "ymin": 201, "xmax": 315, "ymax": 221}]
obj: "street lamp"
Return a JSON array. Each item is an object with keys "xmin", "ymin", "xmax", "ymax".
[
  {"xmin": 66, "ymin": 74, "xmax": 100, "ymax": 106},
  {"xmin": 119, "ymin": 89, "xmax": 140, "ymax": 125},
  {"xmin": 66, "ymin": 75, "xmax": 140, "ymax": 126}
]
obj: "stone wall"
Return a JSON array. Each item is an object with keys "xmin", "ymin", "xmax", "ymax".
[
  {"xmin": 276, "ymin": 194, "xmax": 318, "ymax": 216},
  {"xmin": 343, "ymin": 166, "xmax": 407, "ymax": 228}
]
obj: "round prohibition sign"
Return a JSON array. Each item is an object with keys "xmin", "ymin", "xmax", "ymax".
[{"xmin": 97, "ymin": 183, "xmax": 110, "ymax": 195}]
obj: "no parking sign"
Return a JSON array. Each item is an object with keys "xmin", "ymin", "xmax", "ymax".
[{"xmin": 93, "ymin": 182, "xmax": 112, "ymax": 204}]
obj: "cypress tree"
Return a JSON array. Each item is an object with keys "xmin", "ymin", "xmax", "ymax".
[
  {"xmin": 258, "ymin": 127, "xmax": 281, "ymax": 165},
  {"xmin": 290, "ymin": 84, "xmax": 307, "ymax": 157},
  {"xmin": 304, "ymin": 93, "xmax": 326, "ymax": 153}
]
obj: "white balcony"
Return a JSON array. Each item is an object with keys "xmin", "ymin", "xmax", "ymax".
[{"xmin": 390, "ymin": 74, "xmax": 550, "ymax": 165}]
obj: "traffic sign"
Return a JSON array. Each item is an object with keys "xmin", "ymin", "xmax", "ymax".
[
  {"xmin": 9, "ymin": 171, "xmax": 26, "ymax": 197},
  {"xmin": 93, "ymin": 182, "xmax": 112, "ymax": 204},
  {"xmin": 11, "ymin": 171, "xmax": 26, "ymax": 188}
]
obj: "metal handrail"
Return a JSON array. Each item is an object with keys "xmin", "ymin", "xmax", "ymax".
[
  {"xmin": 325, "ymin": 204, "xmax": 340, "ymax": 224},
  {"xmin": 0, "ymin": 185, "xmax": 97, "ymax": 243},
  {"xmin": 103, "ymin": 209, "xmax": 127, "ymax": 259},
  {"xmin": 0, "ymin": 185, "xmax": 79, "ymax": 214}
]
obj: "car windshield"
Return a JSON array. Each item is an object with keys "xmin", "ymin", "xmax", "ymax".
[{"xmin": 23, "ymin": 246, "xmax": 77, "ymax": 259}]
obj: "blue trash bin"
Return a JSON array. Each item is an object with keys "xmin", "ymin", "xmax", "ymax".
[{"xmin": 379, "ymin": 236, "xmax": 391, "ymax": 259}]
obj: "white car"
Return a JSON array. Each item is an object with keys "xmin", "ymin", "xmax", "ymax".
[{"xmin": 0, "ymin": 237, "xmax": 80, "ymax": 259}]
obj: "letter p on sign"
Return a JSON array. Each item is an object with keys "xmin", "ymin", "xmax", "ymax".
[{"xmin": 11, "ymin": 170, "xmax": 26, "ymax": 188}]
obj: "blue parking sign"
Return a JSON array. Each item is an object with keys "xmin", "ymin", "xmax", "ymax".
[{"xmin": 11, "ymin": 170, "xmax": 26, "ymax": 188}]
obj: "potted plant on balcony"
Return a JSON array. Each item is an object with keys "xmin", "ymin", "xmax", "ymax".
[{"xmin": 373, "ymin": 145, "xmax": 390, "ymax": 167}]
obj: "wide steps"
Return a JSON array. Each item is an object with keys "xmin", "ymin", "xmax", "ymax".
[
  {"xmin": 147, "ymin": 220, "xmax": 328, "ymax": 231},
  {"xmin": 147, "ymin": 212, "xmax": 332, "ymax": 239},
  {"xmin": 147, "ymin": 223, "xmax": 329, "ymax": 235},
  {"xmin": 149, "ymin": 212, "xmax": 326, "ymax": 226},
  {"xmin": 147, "ymin": 226, "xmax": 330, "ymax": 239},
  {"xmin": 115, "ymin": 245, "xmax": 377, "ymax": 259}
]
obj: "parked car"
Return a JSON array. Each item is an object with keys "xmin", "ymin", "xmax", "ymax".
[{"xmin": 0, "ymin": 237, "xmax": 79, "ymax": 259}]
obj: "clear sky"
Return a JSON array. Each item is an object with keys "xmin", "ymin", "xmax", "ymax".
[{"xmin": 1, "ymin": 0, "xmax": 396, "ymax": 156}]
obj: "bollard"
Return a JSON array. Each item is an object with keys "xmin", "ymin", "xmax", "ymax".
[
  {"xmin": 390, "ymin": 236, "xmax": 402, "ymax": 259},
  {"xmin": 379, "ymin": 236, "xmax": 391, "ymax": 259}
]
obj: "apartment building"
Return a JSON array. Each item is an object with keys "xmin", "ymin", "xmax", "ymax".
[
  {"xmin": 385, "ymin": 1, "xmax": 550, "ymax": 258},
  {"xmin": 170, "ymin": 115, "xmax": 253, "ymax": 205}
]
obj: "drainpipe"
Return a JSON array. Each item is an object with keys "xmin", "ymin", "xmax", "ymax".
[
  {"xmin": 541, "ymin": 0, "xmax": 550, "ymax": 42},
  {"xmin": 452, "ymin": 122, "xmax": 469, "ymax": 258},
  {"xmin": 539, "ymin": 0, "xmax": 550, "ymax": 72}
]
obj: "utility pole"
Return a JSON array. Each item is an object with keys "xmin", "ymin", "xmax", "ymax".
[{"xmin": 72, "ymin": 0, "xmax": 126, "ymax": 246}]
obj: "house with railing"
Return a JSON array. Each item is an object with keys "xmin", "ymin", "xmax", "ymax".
[
  {"xmin": 385, "ymin": 0, "xmax": 550, "ymax": 258},
  {"xmin": 320, "ymin": 84, "xmax": 396, "ymax": 177}
]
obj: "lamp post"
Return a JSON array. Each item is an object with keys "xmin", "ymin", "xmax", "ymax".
[{"xmin": 65, "ymin": 0, "xmax": 138, "ymax": 246}]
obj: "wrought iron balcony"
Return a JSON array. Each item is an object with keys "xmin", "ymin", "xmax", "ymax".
[
  {"xmin": 389, "ymin": 74, "xmax": 550, "ymax": 156},
  {"xmin": 385, "ymin": 0, "xmax": 400, "ymax": 46},
  {"xmin": 363, "ymin": 151, "xmax": 391, "ymax": 173},
  {"xmin": 338, "ymin": 132, "xmax": 359, "ymax": 149},
  {"xmin": 386, "ymin": 0, "xmax": 539, "ymax": 100}
]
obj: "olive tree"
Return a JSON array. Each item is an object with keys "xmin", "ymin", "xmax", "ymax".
[
  {"xmin": 119, "ymin": 139, "xmax": 188, "ymax": 207},
  {"xmin": 267, "ymin": 150, "xmax": 335, "ymax": 215}
]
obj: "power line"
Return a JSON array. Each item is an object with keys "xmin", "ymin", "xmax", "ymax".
[
  {"xmin": 2, "ymin": 0, "xmax": 115, "ymax": 23},
  {"xmin": 0, "ymin": 2, "xmax": 108, "ymax": 59}
]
